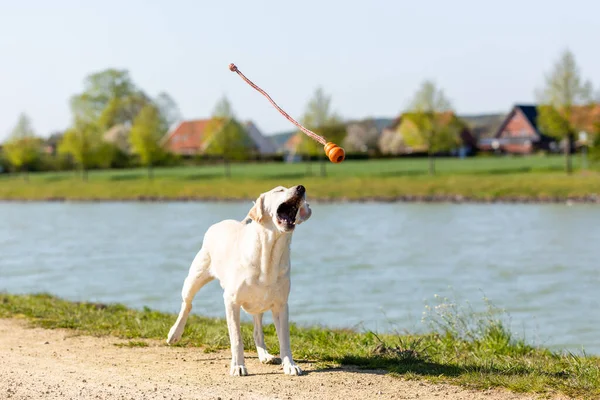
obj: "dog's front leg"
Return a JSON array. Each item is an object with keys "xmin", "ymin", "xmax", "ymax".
[
  {"xmin": 253, "ymin": 314, "xmax": 279, "ymax": 364},
  {"xmin": 272, "ymin": 304, "xmax": 302, "ymax": 376},
  {"xmin": 224, "ymin": 296, "xmax": 247, "ymax": 376}
]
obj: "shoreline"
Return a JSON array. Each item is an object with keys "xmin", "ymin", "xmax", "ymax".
[{"xmin": 1, "ymin": 194, "xmax": 600, "ymax": 204}]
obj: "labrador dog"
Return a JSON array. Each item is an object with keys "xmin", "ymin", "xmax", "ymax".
[{"xmin": 166, "ymin": 185, "xmax": 311, "ymax": 376}]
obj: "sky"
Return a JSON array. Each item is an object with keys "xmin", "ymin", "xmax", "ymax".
[{"xmin": 1, "ymin": 0, "xmax": 599, "ymax": 141}]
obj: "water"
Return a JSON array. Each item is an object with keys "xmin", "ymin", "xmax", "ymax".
[{"xmin": 1, "ymin": 201, "xmax": 599, "ymax": 354}]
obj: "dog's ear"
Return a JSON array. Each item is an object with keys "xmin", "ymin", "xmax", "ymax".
[{"xmin": 248, "ymin": 194, "xmax": 265, "ymax": 223}]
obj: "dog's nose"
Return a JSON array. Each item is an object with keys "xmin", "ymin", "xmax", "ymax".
[{"xmin": 296, "ymin": 185, "xmax": 305, "ymax": 195}]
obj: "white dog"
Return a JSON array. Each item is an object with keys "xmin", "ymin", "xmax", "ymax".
[{"xmin": 166, "ymin": 185, "xmax": 312, "ymax": 376}]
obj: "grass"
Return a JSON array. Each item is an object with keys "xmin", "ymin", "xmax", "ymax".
[
  {"xmin": 1, "ymin": 156, "xmax": 599, "ymax": 201},
  {"xmin": 1, "ymin": 293, "xmax": 599, "ymax": 398}
]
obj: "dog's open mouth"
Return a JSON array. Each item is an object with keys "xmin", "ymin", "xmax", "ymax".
[{"xmin": 276, "ymin": 200, "xmax": 300, "ymax": 229}]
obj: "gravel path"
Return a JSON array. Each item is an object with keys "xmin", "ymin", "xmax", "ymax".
[{"xmin": 1, "ymin": 319, "xmax": 560, "ymax": 400}]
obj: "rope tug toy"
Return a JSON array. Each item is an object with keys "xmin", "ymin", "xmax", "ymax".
[{"xmin": 229, "ymin": 63, "xmax": 345, "ymax": 164}]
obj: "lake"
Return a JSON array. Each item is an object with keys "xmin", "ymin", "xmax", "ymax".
[{"xmin": 1, "ymin": 201, "xmax": 599, "ymax": 354}]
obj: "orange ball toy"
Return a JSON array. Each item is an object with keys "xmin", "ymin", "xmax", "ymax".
[{"xmin": 324, "ymin": 142, "xmax": 345, "ymax": 163}]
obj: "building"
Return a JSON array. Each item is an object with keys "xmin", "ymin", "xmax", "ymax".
[
  {"xmin": 161, "ymin": 119, "xmax": 215, "ymax": 156},
  {"xmin": 103, "ymin": 124, "xmax": 131, "ymax": 154},
  {"xmin": 161, "ymin": 118, "xmax": 276, "ymax": 157},
  {"xmin": 380, "ymin": 112, "xmax": 475, "ymax": 156},
  {"xmin": 343, "ymin": 118, "xmax": 394, "ymax": 154},
  {"xmin": 478, "ymin": 105, "xmax": 556, "ymax": 154},
  {"xmin": 460, "ymin": 113, "xmax": 506, "ymax": 142},
  {"xmin": 243, "ymin": 121, "xmax": 277, "ymax": 155},
  {"xmin": 480, "ymin": 104, "xmax": 600, "ymax": 154}
]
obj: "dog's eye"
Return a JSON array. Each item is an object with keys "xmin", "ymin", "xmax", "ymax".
[{"xmin": 276, "ymin": 188, "xmax": 285, "ymax": 192}]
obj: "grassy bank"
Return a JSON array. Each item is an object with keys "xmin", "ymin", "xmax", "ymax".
[
  {"xmin": 1, "ymin": 293, "xmax": 598, "ymax": 398},
  {"xmin": 1, "ymin": 156, "xmax": 599, "ymax": 201}
]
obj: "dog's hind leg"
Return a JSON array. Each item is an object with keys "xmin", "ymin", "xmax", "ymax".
[
  {"xmin": 166, "ymin": 248, "xmax": 213, "ymax": 345},
  {"xmin": 253, "ymin": 314, "xmax": 280, "ymax": 364}
]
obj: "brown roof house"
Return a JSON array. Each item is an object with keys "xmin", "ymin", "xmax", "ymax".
[
  {"xmin": 480, "ymin": 104, "xmax": 600, "ymax": 154},
  {"xmin": 161, "ymin": 119, "xmax": 213, "ymax": 155},
  {"xmin": 162, "ymin": 118, "xmax": 276, "ymax": 157},
  {"xmin": 379, "ymin": 112, "xmax": 476, "ymax": 157}
]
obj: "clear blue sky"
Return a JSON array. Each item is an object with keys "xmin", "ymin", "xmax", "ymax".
[{"xmin": 1, "ymin": 0, "xmax": 598, "ymax": 141}]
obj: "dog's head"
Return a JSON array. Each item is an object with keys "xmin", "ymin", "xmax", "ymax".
[{"xmin": 247, "ymin": 185, "xmax": 312, "ymax": 232}]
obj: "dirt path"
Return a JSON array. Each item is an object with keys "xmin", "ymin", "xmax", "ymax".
[{"xmin": 1, "ymin": 319, "xmax": 558, "ymax": 400}]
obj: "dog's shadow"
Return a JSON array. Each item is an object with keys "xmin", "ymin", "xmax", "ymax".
[{"xmin": 180, "ymin": 353, "xmax": 471, "ymax": 378}]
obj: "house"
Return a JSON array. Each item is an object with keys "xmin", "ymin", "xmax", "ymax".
[
  {"xmin": 379, "ymin": 112, "xmax": 475, "ymax": 156},
  {"xmin": 243, "ymin": 121, "xmax": 277, "ymax": 155},
  {"xmin": 480, "ymin": 104, "xmax": 600, "ymax": 154},
  {"xmin": 343, "ymin": 117, "xmax": 394, "ymax": 154},
  {"xmin": 571, "ymin": 104, "xmax": 600, "ymax": 146},
  {"xmin": 162, "ymin": 119, "xmax": 214, "ymax": 155},
  {"xmin": 478, "ymin": 105, "xmax": 557, "ymax": 154},
  {"xmin": 280, "ymin": 133, "xmax": 303, "ymax": 163},
  {"xmin": 103, "ymin": 124, "xmax": 131, "ymax": 153},
  {"xmin": 161, "ymin": 118, "xmax": 276, "ymax": 156},
  {"xmin": 44, "ymin": 131, "xmax": 64, "ymax": 155},
  {"xmin": 268, "ymin": 130, "xmax": 296, "ymax": 153},
  {"xmin": 459, "ymin": 113, "xmax": 506, "ymax": 142}
]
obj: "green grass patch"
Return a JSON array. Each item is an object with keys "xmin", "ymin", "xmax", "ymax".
[
  {"xmin": 1, "ymin": 156, "xmax": 599, "ymax": 201},
  {"xmin": 1, "ymin": 293, "xmax": 598, "ymax": 398}
]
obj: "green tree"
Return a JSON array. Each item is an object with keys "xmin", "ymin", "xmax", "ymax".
[
  {"xmin": 212, "ymin": 96, "xmax": 234, "ymax": 119},
  {"xmin": 406, "ymin": 81, "xmax": 457, "ymax": 175},
  {"xmin": 155, "ymin": 92, "xmax": 182, "ymax": 132},
  {"xmin": 204, "ymin": 119, "xmax": 253, "ymax": 178},
  {"xmin": 70, "ymin": 69, "xmax": 150, "ymax": 132},
  {"xmin": 590, "ymin": 121, "xmax": 600, "ymax": 161},
  {"xmin": 58, "ymin": 119, "xmax": 102, "ymax": 180},
  {"xmin": 204, "ymin": 96, "xmax": 253, "ymax": 177},
  {"xmin": 129, "ymin": 104, "xmax": 165, "ymax": 179},
  {"xmin": 298, "ymin": 87, "xmax": 343, "ymax": 176},
  {"xmin": 3, "ymin": 113, "xmax": 40, "ymax": 179},
  {"xmin": 537, "ymin": 49, "xmax": 593, "ymax": 174},
  {"xmin": 97, "ymin": 94, "xmax": 149, "ymax": 132}
]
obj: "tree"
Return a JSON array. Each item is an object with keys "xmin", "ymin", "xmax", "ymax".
[
  {"xmin": 70, "ymin": 69, "xmax": 150, "ymax": 133},
  {"xmin": 155, "ymin": 92, "xmax": 182, "ymax": 132},
  {"xmin": 590, "ymin": 121, "xmax": 600, "ymax": 161},
  {"xmin": 129, "ymin": 104, "xmax": 165, "ymax": 179},
  {"xmin": 212, "ymin": 96, "xmax": 234, "ymax": 119},
  {"xmin": 343, "ymin": 120, "xmax": 381, "ymax": 154},
  {"xmin": 406, "ymin": 81, "xmax": 458, "ymax": 175},
  {"xmin": 204, "ymin": 97, "xmax": 252, "ymax": 177},
  {"xmin": 537, "ymin": 49, "xmax": 593, "ymax": 174},
  {"xmin": 378, "ymin": 128, "xmax": 406, "ymax": 155},
  {"xmin": 3, "ymin": 113, "xmax": 40, "ymax": 179},
  {"xmin": 58, "ymin": 118, "xmax": 102, "ymax": 180},
  {"xmin": 97, "ymin": 93, "xmax": 149, "ymax": 132},
  {"xmin": 71, "ymin": 69, "xmax": 139, "ymax": 121},
  {"xmin": 298, "ymin": 87, "xmax": 343, "ymax": 176},
  {"xmin": 204, "ymin": 119, "xmax": 253, "ymax": 178}
]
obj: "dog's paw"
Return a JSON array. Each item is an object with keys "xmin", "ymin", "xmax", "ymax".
[
  {"xmin": 283, "ymin": 363, "xmax": 303, "ymax": 376},
  {"xmin": 230, "ymin": 365, "xmax": 248, "ymax": 376},
  {"xmin": 166, "ymin": 326, "xmax": 182, "ymax": 345},
  {"xmin": 259, "ymin": 353, "xmax": 281, "ymax": 365}
]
